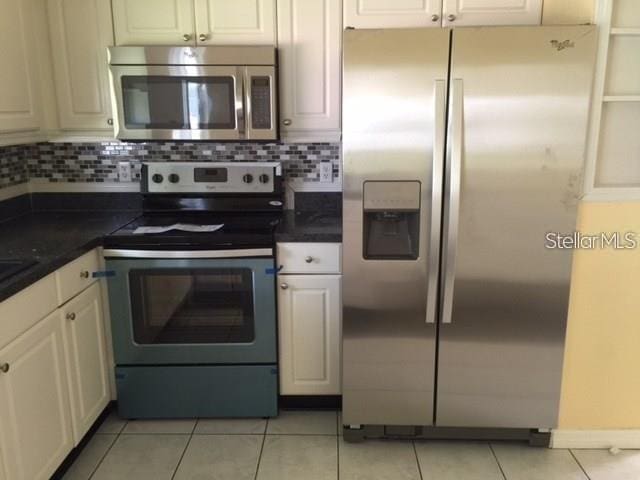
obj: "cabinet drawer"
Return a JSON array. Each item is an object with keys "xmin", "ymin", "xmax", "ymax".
[
  {"xmin": 277, "ymin": 243, "xmax": 341, "ymax": 274},
  {"xmin": 0, "ymin": 274, "xmax": 57, "ymax": 350},
  {"xmin": 55, "ymin": 249, "xmax": 100, "ymax": 305}
]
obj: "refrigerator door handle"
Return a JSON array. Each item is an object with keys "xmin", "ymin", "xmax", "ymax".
[
  {"xmin": 426, "ymin": 80, "xmax": 447, "ymax": 324},
  {"xmin": 441, "ymin": 78, "xmax": 463, "ymax": 324}
]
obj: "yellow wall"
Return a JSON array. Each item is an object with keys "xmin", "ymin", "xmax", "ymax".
[
  {"xmin": 559, "ymin": 201, "xmax": 640, "ymax": 428},
  {"xmin": 543, "ymin": 0, "xmax": 595, "ymax": 24}
]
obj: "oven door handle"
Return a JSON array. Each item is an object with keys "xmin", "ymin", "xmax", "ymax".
[{"xmin": 102, "ymin": 248, "xmax": 273, "ymax": 259}]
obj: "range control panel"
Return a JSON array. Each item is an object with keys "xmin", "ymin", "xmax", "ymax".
[{"xmin": 143, "ymin": 162, "xmax": 282, "ymax": 194}]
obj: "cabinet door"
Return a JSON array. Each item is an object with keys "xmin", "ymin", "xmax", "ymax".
[
  {"xmin": 0, "ymin": 0, "xmax": 41, "ymax": 132},
  {"xmin": 112, "ymin": 0, "xmax": 196, "ymax": 45},
  {"xmin": 0, "ymin": 311, "xmax": 73, "ymax": 480},
  {"xmin": 62, "ymin": 283, "xmax": 110, "ymax": 444},
  {"xmin": 47, "ymin": 0, "xmax": 114, "ymax": 131},
  {"xmin": 194, "ymin": 0, "xmax": 275, "ymax": 45},
  {"xmin": 278, "ymin": 0, "xmax": 342, "ymax": 138},
  {"xmin": 278, "ymin": 275, "xmax": 342, "ymax": 395},
  {"xmin": 443, "ymin": 0, "xmax": 542, "ymax": 26},
  {"xmin": 344, "ymin": 0, "xmax": 442, "ymax": 28}
]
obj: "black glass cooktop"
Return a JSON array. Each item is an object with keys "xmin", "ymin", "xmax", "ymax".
[{"xmin": 104, "ymin": 213, "xmax": 281, "ymax": 250}]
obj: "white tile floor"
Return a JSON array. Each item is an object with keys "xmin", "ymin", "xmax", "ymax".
[{"xmin": 62, "ymin": 410, "xmax": 640, "ymax": 480}]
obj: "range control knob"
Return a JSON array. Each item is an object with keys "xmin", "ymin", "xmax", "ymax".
[
  {"xmin": 243, "ymin": 174, "xmax": 254, "ymax": 184},
  {"xmin": 168, "ymin": 173, "xmax": 180, "ymax": 184},
  {"xmin": 258, "ymin": 174, "xmax": 270, "ymax": 184},
  {"xmin": 152, "ymin": 174, "xmax": 164, "ymax": 184}
]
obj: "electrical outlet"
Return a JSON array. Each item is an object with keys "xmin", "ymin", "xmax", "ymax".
[
  {"xmin": 118, "ymin": 161, "xmax": 132, "ymax": 182},
  {"xmin": 319, "ymin": 162, "xmax": 333, "ymax": 183}
]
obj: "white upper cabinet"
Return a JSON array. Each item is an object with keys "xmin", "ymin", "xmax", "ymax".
[
  {"xmin": 61, "ymin": 283, "xmax": 110, "ymax": 444},
  {"xmin": 113, "ymin": 0, "xmax": 275, "ymax": 46},
  {"xmin": 344, "ymin": 0, "xmax": 542, "ymax": 28},
  {"xmin": 442, "ymin": 0, "xmax": 542, "ymax": 26},
  {"xmin": 112, "ymin": 0, "xmax": 196, "ymax": 45},
  {"xmin": 278, "ymin": 0, "xmax": 342, "ymax": 140},
  {"xmin": 0, "ymin": 311, "xmax": 73, "ymax": 480},
  {"xmin": 0, "ymin": 0, "xmax": 41, "ymax": 133},
  {"xmin": 47, "ymin": 0, "xmax": 114, "ymax": 131},
  {"xmin": 194, "ymin": 0, "xmax": 276, "ymax": 45},
  {"xmin": 344, "ymin": 0, "xmax": 443, "ymax": 28}
]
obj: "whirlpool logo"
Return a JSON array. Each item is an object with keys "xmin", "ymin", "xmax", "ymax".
[{"xmin": 550, "ymin": 39, "xmax": 575, "ymax": 51}]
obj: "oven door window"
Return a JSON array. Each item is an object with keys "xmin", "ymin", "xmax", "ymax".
[
  {"xmin": 121, "ymin": 76, "xmax": 236, "ymax": 130},
  {"xmin": 129, "ymin": 268, "xmax": 254, "ymax": 344}
]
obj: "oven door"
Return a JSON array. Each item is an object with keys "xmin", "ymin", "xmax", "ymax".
[
  {"xmin": 105, "ymin": 253, "xmax": 276, "ymax": 365},
  {"xmin": 109, "ymin": 65, "xmax": 245, "ymax": 141}
]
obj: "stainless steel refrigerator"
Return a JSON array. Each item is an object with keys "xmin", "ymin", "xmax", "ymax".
[{"xmin": 342, "ymin": 26, "xmax": 596, "ymax": 441}]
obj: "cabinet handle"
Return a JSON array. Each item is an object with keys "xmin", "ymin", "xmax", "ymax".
[
  {"xmin": 183, "ymin": 33, "xmax": 192, "ymax": 42},
  {"xmin": 304, "ymin": 256, "xmax": 314, "ymax": 263},
  {"xmin": 0, "ymin": 363, "xmax": 9, "ymax": 373},
  {"xmin": 282, "ymin": 119, "xmax": 292, "ymax": 126},
  {"xmin": 80, "ymin": 270, "xmax": 90, "ymax": 279},
  {"xmin": 431, "ymin": 14, "xmax": 439, "ymax": 22},
  {"xmin": 447, "ymin": 14, "xmax": 456, "ymax": 22},
  {"xmin": 280, "ymin": 283, "xmax": 289, "ymax": 290},
  {"xmin": 107, "ymin": 118, "xmax": 113, "ymax": 126},
  {"xmin": 198, "ymin": 33, "xmax": 209, "ymax": 42},
  {"xmin": 66, "ymin": 312, "xmax": 76, "ymax": 321}
]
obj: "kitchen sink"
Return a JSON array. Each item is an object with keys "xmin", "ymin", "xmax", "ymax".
[{"xmin": 0, "ymin": 259, "xmax": 37, "ymax": 282}]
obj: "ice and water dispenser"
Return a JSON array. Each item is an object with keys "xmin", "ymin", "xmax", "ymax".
[{"xmin": 363, "ymin": 181, "xmax": 421, "ymax": 260}]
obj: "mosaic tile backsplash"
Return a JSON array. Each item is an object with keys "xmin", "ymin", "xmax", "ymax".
[
  {"xmin": 24, "ymin": 141, "xmax": 341, "ymax": 184},
  {"xmin": 0, "ymin": 141, "xmax": 341, "ymax": 190},
  {"xmin": 0, "ymin": 144, "xmax": 35, "ymax": 189}
]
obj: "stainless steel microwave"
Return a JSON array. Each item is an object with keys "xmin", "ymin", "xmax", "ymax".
[{"xmin": 108, "ymin": 46, "xmax": 278, "ymax": 141}]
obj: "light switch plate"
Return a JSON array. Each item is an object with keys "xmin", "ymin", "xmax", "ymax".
[
  {"xmin": 319, "ymin": 162, "xmax": 333, "ymax": 183},
  {"xmin": 118, "ymin": 161, "xmax": 132, "ymax": 182}
]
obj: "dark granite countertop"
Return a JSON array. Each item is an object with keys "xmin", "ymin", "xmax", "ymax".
[
  {"xmin": 276, "ymin": 210, "xmax": 342, "ymax": 243},
  {"xmin": 0, "ymin": 211, "xmax": 139, "ymax": 302}
]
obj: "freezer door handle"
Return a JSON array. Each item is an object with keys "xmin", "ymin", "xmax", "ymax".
[
  {"xmin": 426, "ymin": 80, "xmax": 447, "ymax": 324},
  {"xmin": 441, "ymin": 78, "xmax": 464, "ymax": 324}
]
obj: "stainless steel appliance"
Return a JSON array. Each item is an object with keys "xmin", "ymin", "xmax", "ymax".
[
  {"xmin": 108, "ymin": 46, "xmax": 277, "ymax": 141},
  {"xmin": 104, "ymin": 162, "xmax": 283, "ymax": 418},
  {"xmin": 342, "ymin": 26, "xmax": 596, "ymax": 442}
]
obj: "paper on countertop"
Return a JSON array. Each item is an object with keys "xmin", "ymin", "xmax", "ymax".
[{"xmin": 133, "ymin": 223, "xmax": 224, "ymax": 235}]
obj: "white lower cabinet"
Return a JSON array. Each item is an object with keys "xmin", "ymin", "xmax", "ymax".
[
  {"xmin": 0, "ymin": 249, "xmax": 111, "ymax": 479},
  {"xmin": 61, "ymin": 282, "xmax": 110, "ymax": 444},
  {"xmin": 278, "ymin": 274, "xmax": 342, "ymax": 395},
  {"xmin": 0, "ymin": 311, "xmax": 74, "ymax": 480}
]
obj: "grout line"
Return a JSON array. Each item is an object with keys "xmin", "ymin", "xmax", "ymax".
[
  {"xmin": 170, "ymin": 427, "xmax": 196, "ymax": 480},
  {"xmin": 89, "ymin": 413, "xmax": 126, "ymax": 480},
  {"xmin": 254, "ymin": 433, "xmax": 267, "ymax": 480},
  {"xmin": 412, "ymin": 441, "xmax": 424, "ymax": 480},
  {"xmin": 569, "ymin": 449, "xmax": 592, "ymax": 480},
  {"xmin": 337, "ymin": 433, "xmax": 340, "ymax": 480},
  {"xmin": 87, "ymin": 433, "xmax": 119, "ymax": 480},
  {"xmin": 488, "ymin": 443, "xmax": 508, "ymax": 480},
  {"xmin": 192, "ymin": 432, "xmax": 268, "ymax": 436}
]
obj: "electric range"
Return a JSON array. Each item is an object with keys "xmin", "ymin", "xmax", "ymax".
[{"xmin": 103, "ymin": 162, "xmax": 283, "ymax": 419}]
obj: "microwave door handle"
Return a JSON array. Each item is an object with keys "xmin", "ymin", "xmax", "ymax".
[
  {"xmin": 236, "ymin": 69, "xmax": 246, "ymax": 137},
  {"xmin": 245, "ymin": 69, "xmax": 254, "ymax": 139},
  {"xmin": 441, "ymin": 78, "xmax": 464, "ymax": 325}
]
